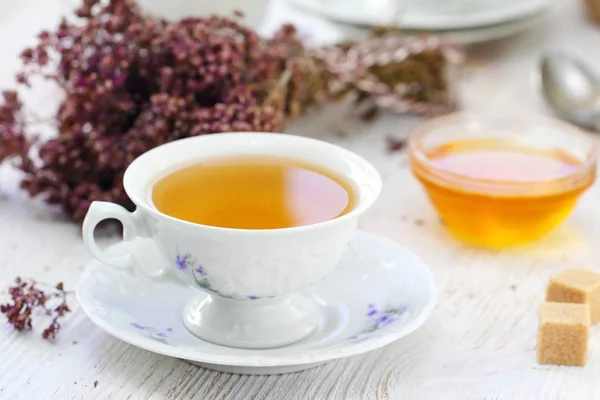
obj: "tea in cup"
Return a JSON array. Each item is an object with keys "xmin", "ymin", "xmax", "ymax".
[{"xmin": 82, "ymin": 132, "xmax": 381, "ymax": 348}]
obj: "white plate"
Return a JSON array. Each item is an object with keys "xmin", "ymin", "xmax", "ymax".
[
  {"xmin": 77, "ymin": 230, "xmax": 436, "ymax": 375},
  {"xmin": 287, "ymin": 0, "xmax": 553, "ymax": 30},
  {"xmin": 260, "ymin": 0, "xmax": 547, "ymax": 47},
  {"xmin": 404, "ymin": 12, "xmax": 547, "ymax": 45}
]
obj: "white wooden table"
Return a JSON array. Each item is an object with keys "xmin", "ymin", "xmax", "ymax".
[{"xmin": 2, "ymin": 0, "xmax": 600, "ymax": 398}]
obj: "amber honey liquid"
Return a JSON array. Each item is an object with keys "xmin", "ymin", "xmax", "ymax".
[
  {"xmin": 151, "ymin": 155, "xmax": 356, "ymax": 229},
  {"xmin": 413, "ymin": 139, "xmax": 591, "ymax": 248}
]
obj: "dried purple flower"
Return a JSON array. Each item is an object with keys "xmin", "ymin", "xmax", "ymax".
[
  {"xmin": 386, "ymin": 136, "xmax": 407, "ymax": 153},
  {"xmin": 0, "ymin": 3, "xmax": 299, "ymax": 222},
  {"xmin": 1, "ymin": 278, "xmax": 71, "ymax": 339},
  {"xmin": 0, "ymin": 91, "xmax": 31, "ymax": 168}
]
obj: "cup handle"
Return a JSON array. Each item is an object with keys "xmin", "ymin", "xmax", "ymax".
[{"xmin": 82, "ymin": 201, "xmax": 150, "ymax": 270}]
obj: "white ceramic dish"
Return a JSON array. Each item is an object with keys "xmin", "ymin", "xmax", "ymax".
[
  {"xmin": 260, "ymin": 0, "xmax": 547, "ymax": 47},
  {"xmin": 77, "ymin": 230, "xmax": 436, "ymax": 375},
  {"xmin": 403, "ymin": 12, "xmax": 548, "ymax": 45},
  {"xmin": 286, "ymin": 0, "xmax": 552, "ymax": 30}
]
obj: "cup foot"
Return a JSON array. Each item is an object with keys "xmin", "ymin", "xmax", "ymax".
[{"xmin": 183, "ymin": 294, "xmax": 318, "ymax": 349}]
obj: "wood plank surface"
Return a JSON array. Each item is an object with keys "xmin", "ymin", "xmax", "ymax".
[{"xmin": 2, "ymin": 0, "xmax": 600, "ymax": 398}]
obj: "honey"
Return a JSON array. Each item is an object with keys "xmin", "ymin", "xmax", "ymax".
[{"xmin": 410, "ymin": 138, "xmax": 596, "ymax": 248}]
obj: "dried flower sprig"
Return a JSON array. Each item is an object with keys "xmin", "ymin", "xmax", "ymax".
[
  {"xmin": 0, "ymin": 0, "xmax": 461, "ymax": 222},
  {"xmin": 0, "ymin": 91, "xmax": 31, "ymax": 168},
  {"xmin": 313, "ymin": 35, "xmax": 462, "ymax": 115},
  {"xmin": 386, "ymin": 136, "xmax": 407, "ymax": 153},
  {"xmin": 1, "ymin": 278, "xmax": 71, "ymax": 339}
]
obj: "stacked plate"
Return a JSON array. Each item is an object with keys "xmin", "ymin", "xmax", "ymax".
[{"xmin": 285, "ymin": 0, "xmax": 554, "ymax": 44}]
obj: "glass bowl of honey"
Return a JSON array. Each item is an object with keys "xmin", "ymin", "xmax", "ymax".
[{"xmin": 409, "ymin": 113, "xmax": 598, "ymax": 249}]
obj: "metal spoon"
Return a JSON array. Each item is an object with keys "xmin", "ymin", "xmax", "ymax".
[{"xmin": 540, "ymin": 52, "xmax": 600, "ymax": 130}]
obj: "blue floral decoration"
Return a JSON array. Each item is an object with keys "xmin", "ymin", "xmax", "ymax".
[
  {"xmin": 349, "ymin": 303, "xmax": 407, "ymax": 341},
  {"xmin": 130, "ymin": 322, "xmax": 170, "ymax": 343},
  {"xmin": 195, "ymin": 265, "xmax": 207, "ymax": 276},
  {"xmin": 175, "ymin": 250, "xmax": 264, "ymax": 300},
  {"xmin": 175, "ymin": 251, "xmax": 195, "ymax": 271}
]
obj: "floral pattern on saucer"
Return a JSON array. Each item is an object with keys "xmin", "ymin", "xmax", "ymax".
[
  {"xmin": 78, "ymin": 230, "xmax": 436, "ymax": 374},
  {"xmin": 129, "ymin": 322, "xmax": 172, "ymax": 345},
  {"xmin": 349, "ymin": 304, "xmax": 407, "ymax": 342}
]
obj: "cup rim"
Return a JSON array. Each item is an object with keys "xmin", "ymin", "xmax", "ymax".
[
  {"xmin": 409, "ymin": 112, "xmax": 599, "ymax": 196},
  {"xmin": 123, "ymin": 132, "xmax": 382, "ymax": 234}
]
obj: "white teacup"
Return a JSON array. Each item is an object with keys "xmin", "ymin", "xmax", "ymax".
[{"xmin": 82, "ymin": 133, "xmax": 381, "ymax": 349}]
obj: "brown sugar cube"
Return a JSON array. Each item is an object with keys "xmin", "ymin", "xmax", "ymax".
[
  {"xmin": 537, "ymin": 302, "xmax": 590, "ymax": 366},
  {"xmin": 546, "ymin": 269, "xmax": 600, "ymax": 324},
  {"xmin": 585, "ymin": 0, "xmax": 600, "ymax": 24}
]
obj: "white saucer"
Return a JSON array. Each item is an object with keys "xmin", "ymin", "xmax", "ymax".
[
  {"xmin": 287, "ymin": 0, "xmax": 552, "ymax": 30},
  {"xmin": 77, "ymin": 230, "xmax": 436, "ymax": 375},
  {"xmin": 259, "ymin": 0, "xmax": 547, "ymax": 47},
  {"xmin": 402, "ymin": 12, "xmax": 547, "ymax": 45}
]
